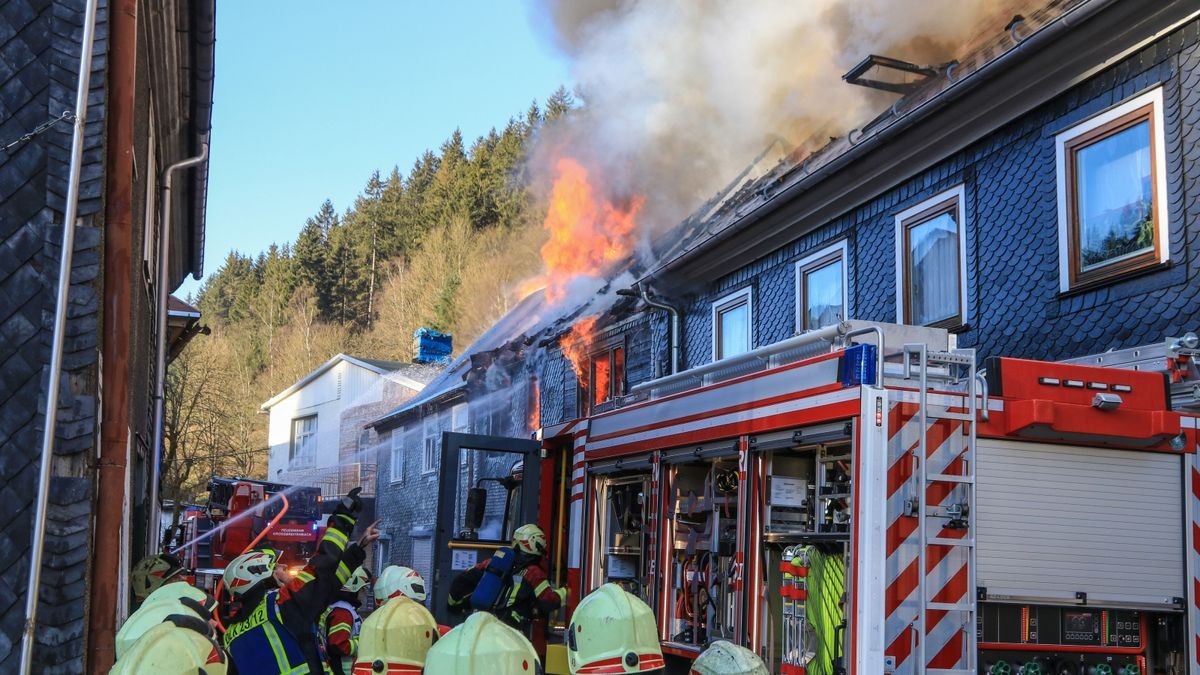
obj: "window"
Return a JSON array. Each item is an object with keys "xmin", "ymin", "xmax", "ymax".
[
  {"xmin": 289, "ymin": 415, "xmax": 317, "ymax": 468},
  {"xmin": 141, "ymin": 117, "xmax": 158, "ymax": 283},
  {"xmin": 795, "ymin": 241, "xmax": 848, "ymax": 331},
  {"xmin": 588, "ymin": 344, "xmax": 625, "ymax": 409},
  {"xmin": 1056, "ymin": 88, "xmax": 1168, "ymax": 290},
  {"xmin": 895, "ymin": 186, "xmax": 966, "ymax": 328},
  {"xmin": 389, "ymin": 429, "xmax": 406, "ymax": 483},
  {"xmin": 422, "ymin": 418, "xmax": 439, "ymax": 474},
  {"xmin": 357, "ymin": 429, "xmax": 371, "ymax": 454},
  {"xmin": 712, "ymin": 288, "xmax": 753, "ymax": 360}
]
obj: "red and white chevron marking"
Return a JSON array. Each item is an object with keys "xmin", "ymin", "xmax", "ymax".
[
  {"xmin": 1185, "ymin": 414, "xmax": 1200, "ymax": 670},
  {"xmin": 883, "ymin": 394, "xmax": 972, "ymax": 673}
]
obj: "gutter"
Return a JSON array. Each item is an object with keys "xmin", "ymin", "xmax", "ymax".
[
  {"xmin": 20, "ymin": 0, "xmax": 100, "ymax": 671},
  {"xmin": 646, "ymin": 0, "xmax": 1128, "ymax": 282},
  {"xmin": 148, "ymin": 143, "xmax": 209, "ymax": 558}
]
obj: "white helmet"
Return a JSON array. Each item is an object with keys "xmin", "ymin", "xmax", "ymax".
[
  {"xmin": 131, "ymin": 553, "xmax": 187, "ymax": 603},
  {"xmin": 424, "ymin": 612, "xmax": 541, "ymax": 674},
  {"xmin": 109, "ymin": 617, "xmax": 227, "ymax": 675},
  {"xmin": 222, "ymin": 550, "xmax": 277, "ymax": 596},
  {"xmin": 342, "ymin": 566, "xmax": 370, "ymax": 594},
  {"xmin": 513, "ymin": 524, "xmax": 547, "ymax": 556},
  {"xmin": 690, "ymin": 641, "xmax": 769, "ymax": 675},
  {"xmin": 567, "ymin": 584, "xmax": 663, "ymax": 674},
  {"xmin": 352, "ymin": 596, "xmax": 438, "ymax": 671},
  {"xmin": 116, "ymin": 583, "xmax": 216, "ymax": 659},
  {"xmin": 375, "ymin": 565, "xmax": 427, "ymax": 604}
]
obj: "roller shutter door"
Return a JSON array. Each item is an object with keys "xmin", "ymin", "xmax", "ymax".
[{"xmin": 976, "ymin": 439, "xmax": 1184, "ymax": 609}]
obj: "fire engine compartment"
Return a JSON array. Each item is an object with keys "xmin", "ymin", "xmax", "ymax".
[{"xmin": 572, "ymin": 333, "xmax": 1197, "ymax": 674}]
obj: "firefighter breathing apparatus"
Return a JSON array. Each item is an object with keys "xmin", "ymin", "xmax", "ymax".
[{"xmin": 471, "ymin": 546, "xmax": 519, "ymax": 612}]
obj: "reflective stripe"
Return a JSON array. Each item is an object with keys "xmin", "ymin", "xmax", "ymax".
[
  {"xmin": 296, "ymin": 571, "xmax": 315, "ymax": 583},
  {"xmin": 534, "ymin": 580, "xmax": 551, "ymax": 596},
  {"xmin": 336, "ymin": 561, "xmax": 351, "ymax": 582},
  {"xmin": 324, "ymin": 528, "xmax": 349, "ymax": 551}
]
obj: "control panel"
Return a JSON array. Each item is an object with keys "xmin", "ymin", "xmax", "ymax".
[{"xmin": 979, "ymin": 604, "xmax": 1145, "ymax": 675}]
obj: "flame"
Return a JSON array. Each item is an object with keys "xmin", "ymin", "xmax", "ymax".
[
  {"xmin": 529, "ymin": 376, "xmax": 541, "ymax": 431},
  {"xmin": 538, "ymin": 157, "xmax": 643, "ymax": 303},
  {"xmin": 560, "ymin": 315, "xmax": 599, "ymax": 386}
]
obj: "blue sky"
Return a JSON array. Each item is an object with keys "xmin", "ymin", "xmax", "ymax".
[{"xmin": 182, "ymin": 1, "xmax": 571, "ymax": 297}]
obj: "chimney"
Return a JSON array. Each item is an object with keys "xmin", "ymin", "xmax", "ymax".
[{"xmin": 413, "ymin": 327, "xmax": 453, "ymax": 365}]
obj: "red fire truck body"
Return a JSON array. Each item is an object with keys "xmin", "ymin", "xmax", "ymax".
[{"xmin": 529, "ymin": 324, "xmax": 1200, "ymax": 673}]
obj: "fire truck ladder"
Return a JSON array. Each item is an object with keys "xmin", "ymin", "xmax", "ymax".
[{"xmin": 903, "ymin": 344, "xmax": 978, "ymax": 675}]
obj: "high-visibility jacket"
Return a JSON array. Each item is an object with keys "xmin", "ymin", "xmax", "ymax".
[
  {"xmin": 448, "ymin": 554, "xmax": 564, "ymax": 629},
  {"xmin": 225, "ymin": 504, "xmax": 366, "ymax": 674},
  {"xmin": 321, "ymin": 600, "xmax": 361, "ymax": 675}
]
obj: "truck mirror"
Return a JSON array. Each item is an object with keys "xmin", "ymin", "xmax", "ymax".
[{"xmin": 465, "ymin": 487, "xmax": 487, "ymax": 531}]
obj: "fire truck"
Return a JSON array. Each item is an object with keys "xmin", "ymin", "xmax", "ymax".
[
  {"xmin": 171, "ymin": 476, "xmax": 324, "ymax": 592},
  {"xmin": 427, "ymin": 322, "xmax": 1200, "ymax": 674}
]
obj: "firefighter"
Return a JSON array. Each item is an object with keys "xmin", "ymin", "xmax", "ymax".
[
  {"xmin": 110, "ymin": 614, "xmax": 228, "ymax": 675},
  {"xmin": 131, "ymin": 552, "xmax": 188, "ymax": 605},
  {"xmin": 567, "ymin": 583, "xmax": 664, "ymax": 674},
  {"xmin": 689, "ymin": 640, "xmax": 769, "ymax": 675},
  {"xmin": 422, "ymin": 611, "xmax": 540, "ymax": 675},
  {"xmin": 321, "ymin": 566, "xmax": 369, "ymax": 675},
  {"xmin": 116, "ymin": 581, "xmax": 218, "ymax": 659},
  {"xmin": 447, "ymin": 523, "xmax": 566, "ymax": 630},
  {"xmin": 374, "ymin": 564, "xmax": 427, "ymax": 604},
  {"xmin": 351, "ymin": 595, "xmax": 438, "ymax": 673},
  {"xmin": 222, "ymin": 486, "xmax": 379, "ymax": 675}
]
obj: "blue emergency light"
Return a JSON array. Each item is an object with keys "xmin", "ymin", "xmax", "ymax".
[{"xmin": 840, "ymin": 343, "xmax": 877, "ymax": 387}]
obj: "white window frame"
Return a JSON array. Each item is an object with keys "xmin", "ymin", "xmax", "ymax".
[
  {"xmin": 389, "ymin": 428, "xmax": 406, "ymax": 484},
  {"xmin": 893, "ymin": 185, "xmax": 968, "ymax": 328},
  {"xmin": 289, "ymin": 415, "xmax": 317, "ymax": 469},
  {"xmin": 794, "ymin": 240, "xmax": 849, "ymax": 332},
  {"xmin": 1054, "ymin": 87, "xmax": 1168, "ymax": 292},
  {"xmin": 422, "ymin": 417, "xmax": 438, "ymax": 475},
  {"xmin": 711, "ymin": 287, "xmax": 753, "ymax": 362}
]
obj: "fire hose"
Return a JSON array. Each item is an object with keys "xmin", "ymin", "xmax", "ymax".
[{"xmin": 212, "ymin": 493, "xmax": 290, "ymax": 634}]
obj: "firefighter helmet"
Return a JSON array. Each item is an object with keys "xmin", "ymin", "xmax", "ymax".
[
  {"xmin": 512, "ymin": 524, "xmax": 547, "ymax": 556},
  {"xmin": 222, "ymin": 549, "xmax": 277, "ymax": 596},
  {"xmin": 690, "ymin": 640, "xmax": 769, "ymax": 675},
  {"xmin": 342, "ymin": 566, "xmax": 370, "ymax": 594},
  {"xmin": 131, "ymin": 553, "xmax": 187, "ymax": 602},
  {"xmin": 375, "ymin": 565, "xmax": 428, "ymax": 604},
  {"xmin": 424, "ymin": 612, "xmax": 541, "ymax": 674},
  {"xmin": 352, "ymin": 595, "xmax": 438, "ymax": 671},
  {"xmin": 110, "ymin": 616, "xmax": 227, "ymax": 675},
  {"xmin": 116, "ymin": 583, "xmax": 217, "ymax": 659},
  {"xmin": 567, "ymin": 584, "xmax": 664, "ymax": 674}
]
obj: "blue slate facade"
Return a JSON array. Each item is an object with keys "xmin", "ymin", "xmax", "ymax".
[{"xmin": 532, "ymin": 18, "xmax": 1200, "ymax": 423}]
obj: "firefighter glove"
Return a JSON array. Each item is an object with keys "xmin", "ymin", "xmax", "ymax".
[{"xmin": 341, "ymin": 487, "xmax": 364, "ymax": 515}]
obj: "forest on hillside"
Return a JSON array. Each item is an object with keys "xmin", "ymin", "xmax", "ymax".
[{"xmin": 160, "ymin": 88, "xmax": 577, "ymax": 509}]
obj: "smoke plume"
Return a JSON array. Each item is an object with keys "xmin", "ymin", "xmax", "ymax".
[{"xmin": 530, "ymin": 0, "xmax": 1032, "ymax": 237}]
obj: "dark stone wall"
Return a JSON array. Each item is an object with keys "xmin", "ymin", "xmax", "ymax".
[{"xmin": 0, "ymin": 0, "xmax": 108, "ymax": 671}]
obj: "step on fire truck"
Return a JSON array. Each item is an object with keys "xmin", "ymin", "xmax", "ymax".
[
  {"xmin": 427, "ymin": 322, "xmax": 1200, "ymax": 674},
  {"xmin": 171, "ymin": 476, "xmax": 324, "ymax": 592}
]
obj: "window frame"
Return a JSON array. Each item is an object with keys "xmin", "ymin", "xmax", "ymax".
[
  {"xmin": 422, "ymin": 417, "xmax": 438, "ymax": 475},
  {"xmin": 893, "ymin": 185, "xmax": 968, "ymax": 329},
  {"xmin": 389, "ymin": 428, "xmax": 406, "ymax": 484},
  {"xmin": 289, "ymin": 415, "xmax": 317, "ymax": 469},
  {"xmin": 1055, "ymin": 87, "xmax": 1168, "ymax": 292},
  {"xmin": 711, "ymin": 287, "xmax": 754, "ymax": 361},
  {"xmin": 794, "ymin": 240, "xmax": 849, "ymax": 332},
  {"xmin": 587, "ymin": 341, "xmax": 626, "ymax": 411}
]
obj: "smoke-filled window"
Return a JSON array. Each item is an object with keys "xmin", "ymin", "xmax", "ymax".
[
  {"xmin": 712, "ymin": 288, "xmax": 753, "ymax": 360},
  {"xmin": 895, "ymin": 187, "xmax": 965, "ymax": 329},
  {"xmin": 796, "ymin": 241, "xmax": 848, "ymax": 331},
  {"xmin": 1055, "ymin": 88, "xmax": 1167, "ymax": 291}
]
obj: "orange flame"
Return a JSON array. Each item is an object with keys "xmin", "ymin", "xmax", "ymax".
[
  {"xmin": 538, "ymin": 157, "xmax": 643, "ymax": 303},
  {"xmin": 560, "ymin": 315, "xmax": 599, "ymax": 386},
  {"xmin": 529, "ymin": 376, "xmax": 541, "ymax": 431}
]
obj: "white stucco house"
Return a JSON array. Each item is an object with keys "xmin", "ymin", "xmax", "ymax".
[{"xmin": 261, "ymin": 354, "xmax": 437, "ymax": 498}]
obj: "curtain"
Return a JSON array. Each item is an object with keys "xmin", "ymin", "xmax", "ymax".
[
  {"xmin": 908, "ymin": 212, "xmax": 958, "ymax": 325},
  {"xmin": 804, "ymin": 259, "xmax": 844, "ymax": 329}
]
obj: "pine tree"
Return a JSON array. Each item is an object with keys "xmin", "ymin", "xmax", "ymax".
[{"xmin": 545, "ymin": 85, "xmax": 576, "ymax": 121}]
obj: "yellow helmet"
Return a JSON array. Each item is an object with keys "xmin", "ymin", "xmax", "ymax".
[
  {"xmin": 342, "ymin": 566, "xmax": 370, "ymax": 594},
  {"xmin": 131, "ymin": 553, "xmax": 187, "ymax": 603},
  {"xmin": 352, "ymin": 595, "xmax": 438, "ymax": 671},
  {"xmin": 689, "ymin": 641, "xmax": 768, "ymax": 675},
  {"xmin": 512, "ymin": 524, "xmax": 547, "ymax": 556},
  {"xmin": 116, "ymin": 583, "xmax": 216, "ymax": 659},
  {"xmin": 109, "ymin": 617, "xmax": 227, "ymax": 675},
  {"xmin": 567, "ymin": 584, "xmax": 663, "ymax": 674},
  {"xmin": 424, "ymin": 612, "xmax": 541, "ymax": 674},
  {"xmin": 375, "ymin": 565, "xmax": 427, "ymax": 604}
]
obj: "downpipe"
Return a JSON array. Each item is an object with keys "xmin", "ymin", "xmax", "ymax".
[
  {"xmin": 638, "ymin": 283, "xmax": 681, "ymax": 375},
  {"xmin": 20, "ymin": 0, "xmax": 101, "ymax": 671},
  {"xmin": 148, "ymin": 144, "xmax": 209, "ymax": 550}
]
